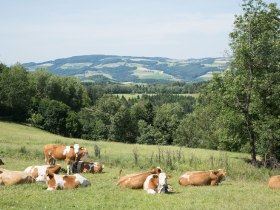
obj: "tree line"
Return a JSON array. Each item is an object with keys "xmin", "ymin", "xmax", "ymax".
[{"xmin": 0, "ymin": 65, "xmax": 197, "ymax": 145}]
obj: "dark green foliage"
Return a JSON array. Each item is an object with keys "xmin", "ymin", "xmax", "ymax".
[
  {"xmin": 0, "ymin": 64, "xmax": 31, "ymax": 121},
  {"xmin": 66, "ymin": 111, "xmax": 82, "ymax": 138},
  {"xmin": 136, "ymin": 120, "xmax": 163, "ymax": 144},
  {"xmin": 37, "ymin": 98, "xmax": 70, "ymax": 135},
  {"xmin": 30, "ymin": 70, "xmax": 89, "ymax": 111},
  {"xmin": 109, "ymin": 105, "xmax": 137, "ymax": 143}
]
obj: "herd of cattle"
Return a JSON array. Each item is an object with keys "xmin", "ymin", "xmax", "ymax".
[{"xmin": 1, "ymin": 143, "xmax": 280, "ymax": 193}]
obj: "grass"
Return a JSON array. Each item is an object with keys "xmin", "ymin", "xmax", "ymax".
[
  {"xmin": 115, "ymin": 93, "xmax": 199, "ymax": 100},
  {"xmin": 1, "ymin": 121, "xmax": 280, "ymax": 209}
]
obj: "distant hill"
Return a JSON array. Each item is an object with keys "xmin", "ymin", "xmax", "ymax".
[{"xmin": 23, "ymin": 54, "xmax": 230, "ymax": 83}]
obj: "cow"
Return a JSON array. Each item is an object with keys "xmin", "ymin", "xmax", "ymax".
[
  {"xmin": 24, "ymin": 164, "xmax": 61, "ymax": 182},
  {"xmin": 268, "ymin": 175, "xmax": 280, "ymax": 189},
  {"xmin": 43, "ymin": 144, "xmax": 88, "ymax": 174},
  {"xmin": 117, "ymin": 167, "xmax": 162, "ymax": 189},
  {"xmin": 71, "ymin": 161, "xmax": 104, "ymax": 174},
  {"xmin": 45, "ymin": 171, "xmax": 91, "ymax": 191},
  {"xmin": 143, "ymin": 172, "xmax": 172, "ymax": 194},
  {"xmin": 179, "ymin": 169, "xmax": 226, "ymax": 186},
  {"xmin": 0, "ymin": 168, "xmax": 35, "ymax": 186}
]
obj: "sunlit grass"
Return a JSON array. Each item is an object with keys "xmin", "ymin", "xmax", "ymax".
[{"xmin": 0, "ymin": 121, "xmax": 280, "ymax": 210}]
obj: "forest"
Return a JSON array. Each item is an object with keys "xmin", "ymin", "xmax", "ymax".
[{"xmin": 0, "ymin": 0, "xmax": 279, "ymax": 166}]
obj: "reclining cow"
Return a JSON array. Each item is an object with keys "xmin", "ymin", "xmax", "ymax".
[
  {"xmin": 179, "ymin": 169, "xmax": 226, "ymax": 186},
  {"xmin": 0, "ymin": 168, "xmax": 35, "ymax": 186},
  {"xmin": 24, "ymin": 164, "xmax": 61, "ymax": 182},
  {"xmin": 143, "ymin": 172, "xmax": 172, "ymax": 194},
  {"xmin": 268, "ymin": 175, "xmax": 280, "ymax": 189},
  {"xmin": 45, "ymin": 170, "xmax": 91, "ymax": 190},
  {"xmin": 43, "ymin": 144, "xmax": 88, "ymax": 174},
  {"xmin": 117, "ymin": 167, "xmax": 162, "ymax": 189},
  {"xmin": 71, "ymin": 161, "xmax": 104, "ymax": 174}
]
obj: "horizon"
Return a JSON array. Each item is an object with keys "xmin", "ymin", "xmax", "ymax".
[
  {"xmin": 0, "ymin": 0, "xmax": 277, "ymax": 65},
  {"xmin": 23, "ymin": 53, "xmax": 229, "ymax": 64}
]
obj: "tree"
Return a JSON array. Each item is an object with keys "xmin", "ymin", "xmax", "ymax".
[
  {"xmin": 0, "ymin": 64, "xmax": 31, "ymax": 121},
  {"xmin": 153, "ymin": 103, "xmax": 184, "ymax": 145},
  {"xmin": 137, "ymin": 120, "xmax": 163, "ymax": 144},
  {"xmin": 66, "ymin": 111, "xmax": 82, "ymax": 138},
  {"xmin": 38, "ymin": 99, "xmax": 70, "ymax": 135},
  {"xmin": 45, "ymin": 75, "xmax": 89, "ymax": 111},
  {"xmin": 227, "ymin": 0, "xmax": 280, "ymax": 165},
  {"xmin": 109, "ymin": 105, "xmax": 137, "ymax": 143}
]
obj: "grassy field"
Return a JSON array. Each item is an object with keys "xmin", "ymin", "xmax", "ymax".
[
  {"xmin": 1, "ymin": 121, "xmax": 280, "ymax": 210},
  {"xmin": 115, "ymin": 93, "xmax": 199, "ymax": 100}
]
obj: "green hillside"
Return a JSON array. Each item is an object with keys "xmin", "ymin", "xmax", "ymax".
[
  {"xmin": 23, "ymin": 55, "xmax": 230, "ymax": 83},
  {"xmin": 1, "ymin": 121, "xmax": 280, "ymax": 210}
]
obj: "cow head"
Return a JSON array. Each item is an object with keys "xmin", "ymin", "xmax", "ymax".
[
  {"xmin": 213, "ymin": 169, "xmax": 226, "ymax": 184},
  {"xmin": 77, "ymin": 147, "xmax": 89, "ymax": 161},
  {"xmin": 157, "ymin": 172, "xmax": 170, "ymax": 194},
  {"xmin": 150, "ymin": 166, "xmax": 162, "ymax": 174},
  {"xmin": 74, "ymin": 144, "xmax": 80, "ymax": 154},
  {"xmin": 45, "ymin": 170, "xmax": 56, "ymax": 190},
  {"xmin": 93, "ymin": 162, "xmax": 105, "ymax": 173}
]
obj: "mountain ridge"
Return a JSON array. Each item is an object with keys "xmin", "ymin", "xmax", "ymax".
[{"xmin": 23, "ymin": 54, "xmax": 230, "ymax": 83}]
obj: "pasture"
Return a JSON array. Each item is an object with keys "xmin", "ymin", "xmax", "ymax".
[
  {"xmin": 115, "ymin": 93, "xmax": 199, "ymax": 100},
  {"xmin": 0, "ymin": 121, "xmax": 280, "ymax": 210}
]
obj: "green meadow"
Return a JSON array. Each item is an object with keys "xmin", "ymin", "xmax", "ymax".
[
  {"xmin": 116, "ymin": 93, "xmax": 199, "ymax": 100},
  {"xmin": 0, "ymin": 121, "xmax": 280, "ymax": 210}
]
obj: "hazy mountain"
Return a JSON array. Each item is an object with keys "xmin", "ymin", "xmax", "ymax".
[{"xmin": 24, "ymin": 54, "xmax": 230, "ymax": 83}]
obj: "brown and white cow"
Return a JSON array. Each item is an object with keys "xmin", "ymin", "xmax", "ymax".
[
  {"xmin": 143, "ymin": 172, "xmax": 172, "ymax": 194},
  {"xmin": 0, "ymin": 168, "xmax": 35, "ymax": 186},
  {"xmin": 24, "ymin": 164, "xmax": 61, "ymax": 182},
  {"xmin": 45, "ymin": 171, "xmax": 91, "ymax": 190},
  {"xmin": 268, "ymin": 175, "xmax": 280, "ymax": 189},
  {"xmin": 117, "ymin": 167, "xmax": 162, "ymax": 189},
  {"xmin": 72, "ymin": 161, "xmax": 104, "ymax": 174},
  {"xmin": 43, "ymin": 144, "xmax": 88, "ymax": 174},
  {"xmin": 179, "ymin": 169, "xmax": 226, "ymax": 186}
]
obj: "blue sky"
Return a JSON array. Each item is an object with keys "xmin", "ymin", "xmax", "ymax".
[{"xmin": 0, "ymin": 0, "xmax": 275, "ymax": 65}]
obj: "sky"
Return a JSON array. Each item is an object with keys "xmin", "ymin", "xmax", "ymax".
[{"xmin": 0, "ymin": 0, "xmax": 275, "ymax": 65}]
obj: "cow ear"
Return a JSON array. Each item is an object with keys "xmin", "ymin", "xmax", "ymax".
[
  {"xmin": 46, "ymin": 169, "xmax": 53, "ymax": 177},
  {"xmin": 47, "ymin": 172, "xmax": 54, "ymax": 179},
  {"xmin": 156, "ymin": 167, "xmax": 162, "ymax": 173},
  {"xmin": 212, "ymin": 170, "xmax": 219, "ymax": 175}
]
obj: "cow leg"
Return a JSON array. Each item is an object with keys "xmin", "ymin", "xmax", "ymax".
[
  {"xmin": 70, "ymin": 160, "xmax": 77, "ymax": 174},
  {"xmin": 49, "ymin": 158, "xmax": 56, "ymax": 165},
  {"xmin": 66, "ymin": 159, "xmax": 71, "ymax": 175},
  {"xmin": 147, "ymin": 189, "xmax": 157, "ymax": 194},
  {"xmin": 210, "ymin": 179, "xmax": 218, "ymax": 186}
]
